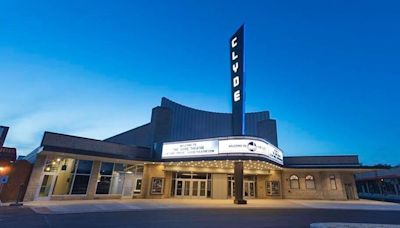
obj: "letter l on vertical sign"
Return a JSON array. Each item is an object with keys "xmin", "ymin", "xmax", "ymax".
[{"xmin": 230, "ymin": 25, "xmax": 245, "ymax": 135}]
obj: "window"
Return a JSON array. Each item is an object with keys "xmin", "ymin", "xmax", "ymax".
[
  {"xmin": 305, "ymin": 175, "xmax": 315, "ymax": 189},
  {"xmin": 71, "ymin": 160, "xmax": 93, "ymax": 194},
  {"xmin": 289, "ymin": 175, "xmax": 299, "ymax": 189},
  {"xmin": 51, "ymin": 158, "xmax": 75, "ymax": 195},
  {"xmin": 329, "ymin": 175, "xmax": 337, "ymax": 190},
  {"xmin": 382, "ymin": 179, "xmax": 396, "ymax": 195},
  {"xmin": 95, "ymin": 163, "xmax": 145, "ymax": 196},
  {"xmin": 266, "ymin": 181, "xmax": 280, "ymax": 196},
  {"xmin": 367, "ymin": 180, "xmax": 380, "ymax": 194},
  {"xmin": 43, "ymin": 159, "xmax": 60, "ymax": 173},
  {"xmin": 40, "ymin": 158, "xmax": 93, "ymax": 196},
  {"xmin": 96, "ymin": 162, "xmax": 114, "ymax": 194},
  {"xmin": 134, "ymin": 179, "xmax": 142, "ymax": 194}
]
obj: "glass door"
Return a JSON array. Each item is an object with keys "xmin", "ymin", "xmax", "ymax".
[
  {"xmin": 248, "ymin": 181, "xmax": 255, "ymax": 198},
  {"xmin": 37, "ymin": 174, "xmax": 56, "ymax": 200},
  {"xmin": 243, "ymin": 181, "xmax": 255, "ymax": 198},
  {"xmin": 175, "ymin": 179, "xmax": 207, "ymax": 198},
  {"xmin": 192, "ymin": 181, "xmax": 199, "ymax": 197},
  {"xmin": 199, "ymin": 180, "xmax": 207, "ymax": 198},
  {"xmin": 191, "ymin": 180, "xmax": 207, "ymax": 198},
  {"xmin": 176, "ymin": 180, "xmax": 184, "ymax": 196},
  {"xmin": 244, "ymin": 182, "xmax": 249, "ymax": 197},
  {"xmin": 183, "ymin": 180, "xmax": 190, "ymax": 196},
  {"xmin": 228, "ymin": 180, "xmax": 235, "ymax": 198}
]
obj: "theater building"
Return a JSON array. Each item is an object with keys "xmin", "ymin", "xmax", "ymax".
[
  {"xmin": 23, "ymin": 98, "xmax": 362, "ymax": 202},
  {"xmin": 22, "ymin": 26, "xmax": 364, "ymax": 202}
]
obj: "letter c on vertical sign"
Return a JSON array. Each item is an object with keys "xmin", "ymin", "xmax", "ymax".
[{"xmin": 231, "ymin": 37, "xmax": 238, "ymax": 48}]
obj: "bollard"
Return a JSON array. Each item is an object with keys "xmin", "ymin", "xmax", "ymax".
[{"xmin": 9, "ymin": 184, "xmax": 24, "ymax": 206}]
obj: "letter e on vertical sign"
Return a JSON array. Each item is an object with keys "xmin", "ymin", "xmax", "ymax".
[{"xmin": 230, "ymin": 25, "xmax": 245, "ymax": 135}]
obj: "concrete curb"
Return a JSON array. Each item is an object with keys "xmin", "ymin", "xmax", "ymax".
[{"xmin": 310, "ymin": 223, "xmax": 400, "ymax": 228}]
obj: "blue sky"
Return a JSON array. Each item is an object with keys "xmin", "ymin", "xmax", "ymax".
[{"xmin": 1, "ymin": 0, "xmax": 399, "ymax": 165}]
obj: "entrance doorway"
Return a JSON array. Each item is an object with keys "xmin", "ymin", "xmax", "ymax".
[
  {"xmin": 175, "ymin": 179, "xmax": 207, "ymax": 198},
  {"xmin": 37, "ymin": 173, "xmax": 57, "ymax": 200},
  {"xmin": 172, "ymin": 172, "xmax": 210, "ymax": 198},
  {"xmin": 228, "ymin": 175, "xmax": 256, "ymax": 198},
  {"xmin": 244, "ymin": 181, "xmax": 256, "ymax": 198}
]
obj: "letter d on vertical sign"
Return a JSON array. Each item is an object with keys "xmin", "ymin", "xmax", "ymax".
[{"xmin": 230, "ymin": 25, "xmax": 245, "ymax": 136}]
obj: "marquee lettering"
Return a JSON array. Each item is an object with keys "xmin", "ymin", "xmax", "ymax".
[{"xmin": 231, "ymin": 35, "xmax": 241, "ymax": 102}]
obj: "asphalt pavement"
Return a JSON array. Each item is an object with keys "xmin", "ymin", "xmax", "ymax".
[{"xmin": 1, "ymin": 207, "xmax": 400, "ymax": 228}]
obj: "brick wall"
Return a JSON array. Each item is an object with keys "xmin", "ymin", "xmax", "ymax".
[{"xmin": 0, "ymin": 160, "xmax": 32, "ymax": 203}]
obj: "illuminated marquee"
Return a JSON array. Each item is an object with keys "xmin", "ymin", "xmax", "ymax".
[
  {"xmin": 161, "ymin": 140, "xmax": 218, "ymax": 158},
  {"xmin": 161, "ymin": 137, "xmax": 283, "ymax": 165}
]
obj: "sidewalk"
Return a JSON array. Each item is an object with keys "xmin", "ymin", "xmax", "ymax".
[{"xmin": 22, "ymin": 199, "xmax": 400, "ymax": 214}]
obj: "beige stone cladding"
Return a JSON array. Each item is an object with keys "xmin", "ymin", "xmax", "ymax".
[
  {"xmin": 282, "ymin": 169, "xmax": 358, "ymax": 200},
  {"xmin": 258, "ymin": 170, "xmax": 283, "ymax": 199},
  {"xmin": 142, "ymin": 164, "xmax": 169, "ymax": 199},
  {"xmin": 85, "ymin": 161, "xmax": 101, "ymax": 200},
  {"xmin": 212, "ymin": 173, "xmax": 228, "ymax": 199},
  {"xmin": 24, "ymin": 154, "xmax": 47, "ymax": 201}
]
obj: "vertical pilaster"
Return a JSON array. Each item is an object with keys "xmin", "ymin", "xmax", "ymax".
[
  {"xmin": 86, "ymin": 161, "xmax": 101, "ymax": 199},
  {"xmin": 23, "ymin": 154, "xmax": 47, "ymax": 201}
]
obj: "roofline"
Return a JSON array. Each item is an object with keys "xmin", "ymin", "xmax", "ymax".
[
  {"xmin": 284, "ymin": 165, "xmax": 362, "ymax": 169},
  {"xmin": 41, "ymin": 131, "xmax": 151, "ymax": 150},
  {"xmin": 41, "ymin": 146, "xmax": 152, "ymax": 161},
  {"xmin": 284, "ymin": 155, "xmax": 359, "ymax": 158},
  {"xmin": 162, "ymin": 97, "xmax": 271, "ymax": 116},
  {"xmin": 103, "ymin": 123, "xmax": 151, "ymax": 141}
]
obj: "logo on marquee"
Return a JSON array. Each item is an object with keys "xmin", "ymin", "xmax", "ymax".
[{"xmin": 247, "ymin": 141, "xmax": 257, "ymax": 152}]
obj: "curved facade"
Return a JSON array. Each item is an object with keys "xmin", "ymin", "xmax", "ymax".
[
  {"xmin": 161, "ymin": 98, "xmax": 278, "ymax": 146},
  {"xmin": 106, "ymin": 97, "xmax": 278, "ymax": 159}
]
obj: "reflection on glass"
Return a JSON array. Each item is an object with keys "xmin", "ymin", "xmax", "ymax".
[
  {"xmin": 177, "ymin": 181, "xmax": 183, "ymax": 195},
  {"xmin": 250, "ymin": 182, "xmax": 255, "ymax": 197},
  {"xmin": 96, "ymin": 176, "xmax": 112, "ymax": 194},
  {"xmin": 200, "ymin": 181, "xmax": 206, "ymax": 196},
  {"xmin": 192, "ymin": 181, "xmax": 198, "ymax": 196},
  {"xmin": 184, "ymin": 181, "xmax": 190, "ymax": 196},
  {"xmin": 76, "ymin": 160, "xmax": 93, "ymax": 174},
  {"xmin": 39, "ymin": 175, "xmax": 54, "ymax": 197},
  {"xmin": 71, "ymin": 175, "xmax": 90, "ymax": 194},
  {"xmin": 99, "ymin": 163, "xmax": 114, "ymax": 175}
]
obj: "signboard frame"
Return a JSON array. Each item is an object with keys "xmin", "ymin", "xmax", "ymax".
[
  {"xmin": 230, "ymin": 25, "xmax": 245, "ymax": 136},
  {"xmin": 161, "ymin": 137, "xmax": 284, "ymax": 165}
]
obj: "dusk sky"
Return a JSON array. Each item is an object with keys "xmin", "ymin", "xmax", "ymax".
[{"xmin": 1, "ymin": 0, "xmax": 399, "ymax": 165}]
